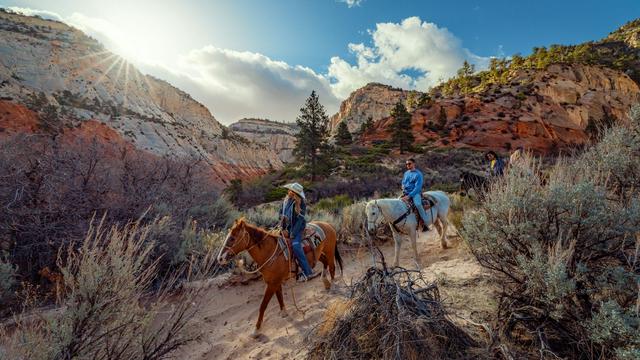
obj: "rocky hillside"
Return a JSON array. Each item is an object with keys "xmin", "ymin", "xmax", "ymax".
[
  {"xmin": 329, "ymin": 83, "xmax": 425, "ymax": 133},
  {"xmin": 0, "ymin": 9, "xmax": 283, "ymax": 184},
  {"xmin": 363, "ymin": 64, "xmax": 640, "ymax": 153},
  {"xmin": 339, "ymin": 19, "xmax": 640, "ymax": 154},
  {"xmin": 229, "ymin": 118, "xmax": 298, "ymax": 162}
]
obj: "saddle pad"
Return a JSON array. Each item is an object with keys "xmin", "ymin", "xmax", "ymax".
[
  {"xmin": 304, "ymin": 223, "xmax": 326, "ymax": 243},
  {"xmin": 424, "ymin": 193, "xmax": 438, "ymax": 206}
]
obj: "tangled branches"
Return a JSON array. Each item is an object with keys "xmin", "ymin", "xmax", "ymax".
[{"xmin": 308, "ymin": 265, "xmax": 477, "ymax": 360}]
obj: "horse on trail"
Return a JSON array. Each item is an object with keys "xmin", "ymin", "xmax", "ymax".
[
  {"xmin": 217, "ymin": 218, "xmax": 343, "ymax": 337},
  {"xmin": 365, "ymin": 191, "xmax": 450, "ymax": 268},
  {"xmin": 459, "ymin": 171, "xmax": 490, "ymax": 199}
]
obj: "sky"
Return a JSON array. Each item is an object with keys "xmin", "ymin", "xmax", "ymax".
[{"xmin": 3, "ymin": 0, "xmax": 639, "ymax": 124}]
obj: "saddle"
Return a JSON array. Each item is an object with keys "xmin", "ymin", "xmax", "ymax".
[
  {"xmin": 395, "ymin": 194, "xmax": 438, "ymax": 231},
  {"xmin": 277, "ymin": 223, "xmax": 326, "ymax": 277}
]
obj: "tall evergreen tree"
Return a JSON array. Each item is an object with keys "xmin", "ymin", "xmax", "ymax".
[
  {"xmin": 335, "ymin": 121, "xmax": 353, "ymax": 146},
  {"xmin": 390, "ymin": 101, "xmax": 414, "ymax": 154},
  {"xmin": 293, "ymin": 91, "xmax": 332, "ymax": 180}
]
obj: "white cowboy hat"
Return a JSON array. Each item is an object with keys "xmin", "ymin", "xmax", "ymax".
[{"xmin": 283, "ymin": 182, "xmax": 306, "ymax": 200}]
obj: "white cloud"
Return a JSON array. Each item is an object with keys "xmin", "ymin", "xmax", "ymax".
[
  {"xmin": 140, "ymin": 46, "xmax": 340, "ymax": 123},
  {"xmin": 328, "ymin": 16, "xmax": 489, "ymax": 98},
  {"xmin": 338, "ymin": 0, "xmax": 364, "ymax": 8}
]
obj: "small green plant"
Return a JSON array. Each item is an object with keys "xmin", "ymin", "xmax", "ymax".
[{"xmin": 314, "ymin": 194, "xmax": 352, "ymax": 214}]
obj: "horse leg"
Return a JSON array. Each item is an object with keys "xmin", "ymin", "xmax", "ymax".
[
  {"xmin": 440, "ymin": 216, "xmax": 449, "ymax": 249},
  {"xmin": 276, "ymin": 285, "xmax": 288, "ymax": 318},
  {"xmin": 391, "ymin": 227, "xmax": 402, "ymax": 267},
  {"xmin": 434, "ymin": 219, "xmax": 443, "ymax": 238},
  {"xmin": 409, "ymin": 227, "xmax": 421, "ymax": 269},
  {"xmin": 253, "ymin": 285, "xmax": 276, "ymax": 337}
]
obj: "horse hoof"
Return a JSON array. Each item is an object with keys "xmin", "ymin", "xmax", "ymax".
[
  {"xmin": 323, "ymin": 277, "xmax": 331, "ymax": 290},
  {"xmin": 251, "ymin": 329, "xmax": 261, "ymax": 338},
  {"xmin": 280, "ymin": 310, "xmax": 289, "ymax": 318}
]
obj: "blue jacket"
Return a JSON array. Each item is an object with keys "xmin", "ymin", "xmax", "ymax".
[
  {"xmin": 402, "ymin": 169, "xmax": 424, "ymax": 197},
  {"xmin": 280, "ymin": 197, "xmax": 306, "ymax": 237},
  {"xmin": 490, "ymin": 157, "xmax": 505, "ymax": 177}
]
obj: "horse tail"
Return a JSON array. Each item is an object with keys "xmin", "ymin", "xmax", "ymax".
[{"xmin": 334, "ymin": 242, "xmax": 344, "ymax": 275}]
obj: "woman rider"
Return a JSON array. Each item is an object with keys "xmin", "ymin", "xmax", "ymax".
[
  {"xmin": 485, "ymin": 151, "xmax": 505, "ymax": 177},
  {"xmin": 280, "ymin": 183, "xmax": 320, "ymax": 282}
]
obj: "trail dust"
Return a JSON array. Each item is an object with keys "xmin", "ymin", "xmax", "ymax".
[{"xmin": 176, "ymin": 227, "xmax": 495, "ymax": 360}]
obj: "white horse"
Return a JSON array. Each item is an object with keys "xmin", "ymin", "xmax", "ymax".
[{"xmin": 365, "ymin": 191, "xmax": 451, "ymax": 268}]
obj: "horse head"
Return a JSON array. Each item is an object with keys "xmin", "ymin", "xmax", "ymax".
[
  {"xmin": 217, "ymin": 217, "xmax": 251, "ymax": 265},
  {"xmin": 365, "ymin": 200, "xmax": 384, "ymax": 234}
]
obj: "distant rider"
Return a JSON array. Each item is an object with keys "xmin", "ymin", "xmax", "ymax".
[
  {"xmin": 485, "ymin": 151, "xmax": 505, "ymax": 177},
  {"xmin": 401, "ymin": 158, "xmax": 430, "ymax": 232}
]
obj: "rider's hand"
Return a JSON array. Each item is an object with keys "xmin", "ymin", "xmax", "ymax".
[
  {"xmin": 282, "ymin": 230, "xmax": 289, "ymax": 238},
  {"xmin": 401, "ymin": 195, "xmax": 409, "ymax": 201}
]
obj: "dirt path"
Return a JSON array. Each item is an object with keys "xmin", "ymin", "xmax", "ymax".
[{"xmin": 175, "ymin": 229, "xmax": 493, "ymax": 360}]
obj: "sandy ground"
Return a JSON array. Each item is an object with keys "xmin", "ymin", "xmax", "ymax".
[{"xmin": 175, "ymin": 228, "xmax": 495, "ymax": 360}]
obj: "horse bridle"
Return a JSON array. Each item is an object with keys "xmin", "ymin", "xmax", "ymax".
[
  {"xmin": 222, "ymin": 226, "xmax": 260, "ymax": 258},
  {"xmin": 221, "ymin": 224, "xmax": 283, "ymax": 274}
]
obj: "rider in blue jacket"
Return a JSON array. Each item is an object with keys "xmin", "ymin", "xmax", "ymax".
[{"xmin": 401, "ymin": 158, "xmax": 430, "ymax": 231}]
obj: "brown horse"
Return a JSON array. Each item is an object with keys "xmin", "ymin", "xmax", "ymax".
[{"xmin": 217, "ymin": 218, "xmax": 343, "ymax": 337}]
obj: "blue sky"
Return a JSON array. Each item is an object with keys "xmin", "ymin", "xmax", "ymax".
[{"xmin": 4, "ymin": 0, "xmax": 639, "ymax": 123}]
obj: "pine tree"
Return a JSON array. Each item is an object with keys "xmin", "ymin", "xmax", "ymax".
[
  {"xmin": 224, "ymin": 179, "xmax": 243, "ymax": 205},
  {"xmin": 456, "ymin": 60, "xmax": 475, "ymax": 94},
  {"xmin": 335, "ymin": 121, "xmax": 353, "ymax": 146},
  {"xmin": 390, "ymin": 102, "xmax": 414, "ymax": 154},
  {"xmin": 293, "ymin": 91, "xmax": 333, "ymax": 180}
]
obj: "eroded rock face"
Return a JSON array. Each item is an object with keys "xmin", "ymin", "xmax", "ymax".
[
  {"xmin": 229, "ymin": 118, "xmax": 298, "ymax": 162},
  {"xmin": 362, "ymin": 64, "xmax": 640, "ymax": 154},
  {"xmin": 329, "ymin": 83, "xmax": 424, "ymax": 133},
  {"xmin": 0, "ymin": 10, "xmax": 283, "ymax": 184}
]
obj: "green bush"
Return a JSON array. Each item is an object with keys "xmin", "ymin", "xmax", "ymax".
[
  {"xmin": 314, "ymin": 194, "xmax": 352, "ymax": 214},
  {"xmin": 187, "ymin": 196, "xmax": 238, "ymax": 229},
  {"xmin": 0, "ymin": 256, "xmax": 15, "ymax": 302},
  {"xmin": 265, "ymin": 187, "xmax": 289, "ymax": 202},
  {"xmin": 245, "ymin": 202, "xmax": 281, "ymax": 228},
  {"xmin": 461, "ymin": 108, "xmax": 640, "ymax": 358}
]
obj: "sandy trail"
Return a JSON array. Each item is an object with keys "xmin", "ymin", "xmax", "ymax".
[{"xmin": 176, "ymin": 229, "xmax": 491, "ymax": 360}]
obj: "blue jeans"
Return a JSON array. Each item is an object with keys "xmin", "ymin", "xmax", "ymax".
[
  {"xmin": 412, "ymin": 193, "xmax": 430, "ymax": 225},
  {"xmin": 291, "ymin": 231, "xmax": 313, "ymax": 276}
]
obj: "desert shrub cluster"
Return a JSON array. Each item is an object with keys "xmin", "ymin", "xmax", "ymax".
[
  {"xmin": 461, "ymin": 107, "xmax": 640, "ymax": 359},
  {"xmin": 0, "ymin": 219, "xmax": 212, "ymax": 359},
  {"xmin": 0, "ymin": 133, "xmax": 234, "ymax": 311}
]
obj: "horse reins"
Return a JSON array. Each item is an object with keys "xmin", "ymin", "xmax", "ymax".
[{"xmin": 224, "ymin": 228, "xmax": 282, "ymax": 275}]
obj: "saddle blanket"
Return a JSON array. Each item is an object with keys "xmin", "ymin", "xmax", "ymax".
[{"xmin": 277, "ymin": 222, "xmax": 326, "ymax": 261}]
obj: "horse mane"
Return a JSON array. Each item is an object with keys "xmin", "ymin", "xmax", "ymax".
[{"xmin": 238, "ymin": 219, "xmax": 278, "ymax": 247}]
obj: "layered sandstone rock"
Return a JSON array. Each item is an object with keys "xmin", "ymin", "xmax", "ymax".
[
  {"xmin": 362, "ymin": 64, "xmax": 640, "ymax": 154},
  {"xmin": 229, "ymin": 118, "xmax": 298, "ymax": 162},
  {"xmin": 329, "ymin": 83, "xmax": 424, "ymax": 133},
  {"xmin": 0, "ymin": 10, "xmax": 282, "ymax": 184}
]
